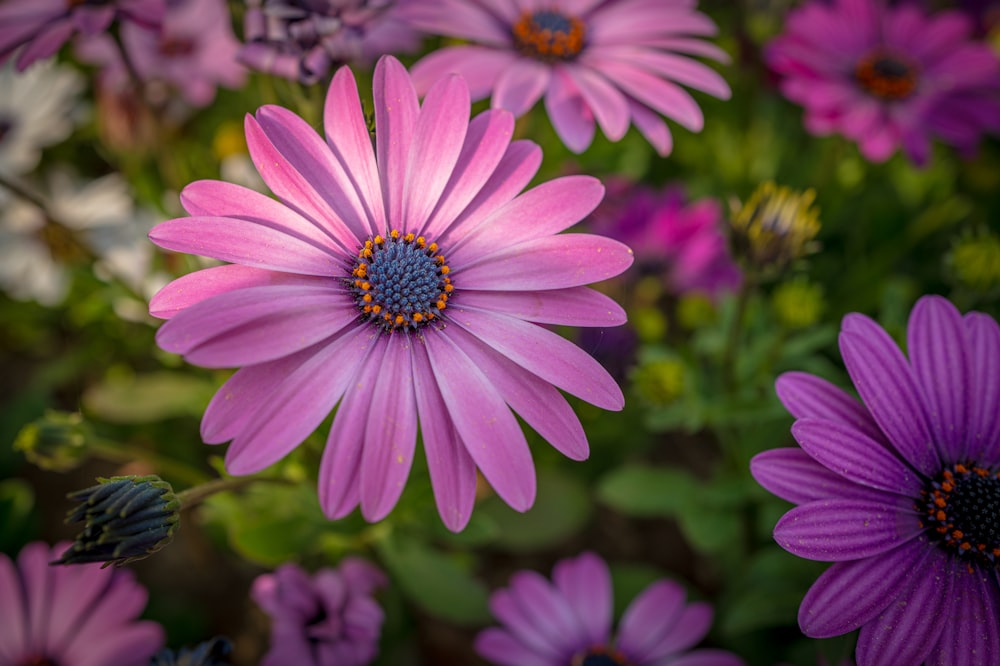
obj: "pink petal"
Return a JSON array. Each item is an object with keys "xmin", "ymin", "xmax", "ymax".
[
  {"xmin": 374, "ymin": 56, "xmax": 419, "ymax": 231},
  {"xmin": 74, "ymin": 623, "xmax": 164, "ymax": 666},
  {"xmin": 645, "ymin": 602, "xmax": 714, "ymax": 661},
  {"xmin": 616, "ymin": 580, "xmax": 687, "ymax": 659},
  {"xmin": 544, "ymin": 67, "xmax": 595, "ymax": 153},
  {"xmin": 0, "ymin": 552, "xmax": 28, "ymax": 661},
  {"xmin": 409, "ymin": 46, "xmax": 515, "ymax": 99},
  {"xmin": 592, "ymin": 59, "xmax": 704, "ymax": 131},
  {"xmin": 493, "ymin": 57, "xmax": 551, "ymax": 117},
  {"xmin": 552, "ymin": 552, "xmax": 612, "ymax": 645},
  {"xmin": 398, "ymin": 0, "xmax": 510, "ymax": 46},
  {"xmin": 487, "ymin": 589, "xmax": 564, "ymax": 659},
  {"xmin": 593, "ymin": 46, "xmax": 731, "ymax": 99},
  {"xmin": 507, "ymin": 571, "xmax": 587, "ymax": 646},
  {"xmin": 628, "ymin": 98, "xmax": 673, "ymax": 156},
  {"xmin": 457, "ymin": 287, "xmax": 625, "ymax": 327},
  {"xmin": 475, "ymin": 628, "xmax": 551, "ymax": 666},
  {"xmin": 563, "ymin": 63, "xmax": 631, "ymax": 142}
]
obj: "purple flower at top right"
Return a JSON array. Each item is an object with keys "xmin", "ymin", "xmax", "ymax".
[
  {"xmin": 766, "ymin": 0, "xmax": 1000, "ymax": 166},
  {"xmin": 751, "ymin": 295, "xmax": 1000, "ymax": 665}
]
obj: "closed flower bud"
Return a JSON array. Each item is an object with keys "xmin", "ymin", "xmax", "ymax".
[
  {"xmin": 730, "ymin": 182, "xmax": 821, "ymax": 274},
  {"xmin": 150, "ymin": 637, "xmax": 233, "ymax": 666},
  {"xmin": 945, "ymin": 227, "xmax": 1000, "ymax": 296},
  {"xmin": 14, "ymin": 410, "xmax": 92, "ymax": 472}
]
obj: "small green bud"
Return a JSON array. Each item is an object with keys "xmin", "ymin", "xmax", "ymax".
[
  {"xmin": 632, "ymin": 358, "xmax": 686, "ymax": 406},
  {"xmin": 14, "ymin": 410, "xmax": 92, "ymax": 472},
  {"xmin": 945, "ymin": 227, "xmax": 1000, "ymax": 295},
  {"xmin": 676, "ymin": 294, "xmax": 718, "ymax": 330},
  {"xmin": 55, "ymin": 475, "xmax": 180, "ymax": 567},
  {"xmin": 772, "ymin": 278, "xmax": 825, "ymax": 329}
]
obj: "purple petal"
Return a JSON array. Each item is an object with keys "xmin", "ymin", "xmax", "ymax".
[
  {"xmin": 660, "ymin": 650, "xmax": 745, "ymax": 666},
  {"xmin": 907, "ymin": 296, "xmax": 970, "ymax": 458},
  {"xmin": 324, "ymin": 65, "xmax": 385, "ymax": 233},
  {"xmin": 487, "ymin": 589, "xmax": 564, "ymax": 659},
  {"xmin": 149, "ymin": 215, "xmax": 341, "ymax": 277},
  {"xmin": 449, "ymin": 308, "xmax": 624, "ymax": 410},
  {"xmin": 0, "ymin": 553, "xmax": 27, "ymax": 661},
  {"xmin": 544, "ymin": 67, "xmax": 596, "ymax": 153},
  {"xmin": 18, "ymin": 541, "xmax": 54, "ymax": 654},
  {"xmin": 446, "ymin": 324, "xmax": 589, "ymax": 461},
  {"xmin": 74, "ymin": 623, "xmax": 163, "ymax": 666},
  {"xmin": 475, "ymin": 628, "xmax": 552, "ymax": 666},
  {"xmin": 155, "ymin": 285, "xmax": 354, "ymax": 368},
  {"xmin": 552, "ymin": 553, "xmax": 612, "ymax": 646},
  {"xmin": 855, "ymin": 551, "xmax": 953, "ymax": 666},
  {"xmin": 775, "ymin": 371, "xmax": 885, "ymax": 444},
  {"xmin": 360, "ymin": 335, "xmax": 417, "ymax": 521},
  {"xmin": 399, "ymin": 0, "xmax": 510, "ymax": 46},
  {"xmin": 374, "ymin": 56, "xmax": 419, "ymax": 231},
  {"xmin": 791, "ymin": 418, "xmax": 921, "ymax": 496},
  {"xmin": 798, "ymin": 538, "xmax": 933, "ymax": 637},
  {"xmin": 645, "ymin": 602, "xmax": 714, "ymax": 661},
  {"xmin": 224, "ymin": 326, "xmax": 373, "ymax": 474},
  {"xmin": 616, "ymin": 580, "xmax": 686, "ymax": 659},
  {"xmin": 411, "ymin": 341, "xmax": 477, "ymax": 532},
  {"xmin": 409, "ymin": 46, "xmax": 515, "ymax": 100},
  {"xmin": 507, "ymin": 570, "xmax": 588, "ymax": 647},
  {"xmin": 840, "ymin": 314, "xmax": 938, "ymax": 476},
  {"xmin": 424, "ymin": 332, "xmax": 536, "ymax": 512},
  {"xmin": 457, "ymin": 287, "xmax": 626, "ymax": 327},
  {"xmin": 563, "ymin": 63, "xmax": 631, "ymax": 142},
  {"xmin": 69, "ymin": 569, "xmax": 156, "ymax": 655},
  {"xmin": 588, "ymin": 6, "xmax": 718, "ymax": 42},
  {"xmin": 45, "ymin": 559, "xmax": 116, "ymax": 655},
  {"xmin": 401, "ymin": 74, "xmax": 469, "ymax": 233},
  {"xmin": 14, "ymin": 19, "xmax": 74, "ymax": 69},
  {"xmin": 590, "ymin": 59, "xmax": 704, "ymax": 131},
  {"xmin": 929, "ymin": 566, "xmax": 1000, "ymax": 666},
  {"xmin": 965, "ymin": 312, "xmax": 1000, "ymax": 466},
  {"xmin": 493, "ymin": 57, "xmax": 550, "ymax": 117},
  {"xmin": 774, "ymin": 498, "xmax": 923, "ymax": 562},
  {"xmin": 448, "ymin": 175, "xmax": 605, "ymax": 265},
  {"xmin": 750, "ymin": 448, "xmax": 892, "ymax": 505}
]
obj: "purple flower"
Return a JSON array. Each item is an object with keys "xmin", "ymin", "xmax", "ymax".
[
  {"xmin": 766, "ymin": 0, "xmax": 1000, "ymax": 165},
  {"xmin": 76, "ymin": 0, "xmax": 246, "ymax": 108},
  {"xmin": 0, "ymin": 541, "xmax": 165, "ymax": 665},
  {"xmin": 252, "ymin": 558, "xmax": 387, "ymax": 666},
  {"xmin": 403, "ymin": 0, "xmax": 731, "ymax": 156},
  {"xmin": 0, "ymin": 0, "xmax": 163, "ymax": 71},
  {"xmin": 589, "ymin": 181, "xmax": 741, "ymax": 299},
  {"xmin": 751, "ymin": 295, "xmax": 1000, "ymax": 665},
  {"xmin": 148, "ymin": 56, "xmax": 631, "ymax": 531},
  {"xmin": 239, "ymin": 0, "xmax": 421, "ymax": 84},
  {"xmin": 475, "ymin": 551, "xmax": 744, "ymax": 666}
]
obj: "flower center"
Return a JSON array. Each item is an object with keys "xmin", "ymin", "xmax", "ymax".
[
  {"xmin": 919, "ymin": 462, "xmax": 1000, "ymax": 572},
  {"xmin": 572, "ymin": 646, "xmax": 632, "ymax": 666},
  {"xmin": 158, "ymin": 37, "xmax": 196, "ymax": 57},
  {"xmin": 855, "ymin": 51, "xmax": 918, "ymax": 100},
  {"xmin": 17, "ymin": 657, "xmax": 61, "ymax": 666},
  {"xmin": 348, "ymin": 230, "xmax": 453, "ymax": 332},
  {"xmin": 512, "ymin": 10, "xmax": 586, "ymax": 61}
]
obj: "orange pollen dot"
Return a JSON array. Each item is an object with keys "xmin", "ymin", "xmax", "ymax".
[
  {"xmin": 374, "ymin": 235, "xmax": 384, "ymax": 244},
  {"xmin": 854, "ymin": 50, "xmax": 918, "ymax": 101},
  {"xmin": 412, "ymin": 313, "xmax": 423, "ymax": 323},
  {"xmin": 371, "ymin": 305, "xmax": 381, "ymax": 314},
  {"xmin": 512, "ymin": 10, "xmax": 586, "ymax": 61},
  {"xmin": 440, "ymin": 266, "xmax": 450, "ymax": 275},
  {"xmin": 390, "ymin": 230, "xmax": 400, "ymax": 239},
  {"xmin": 404, "ymin": 232, "xmax": 415, "ymax": 243},
  {"xmin": 436, "ymin": 300, "xmax": 446, "ymax": 310}
]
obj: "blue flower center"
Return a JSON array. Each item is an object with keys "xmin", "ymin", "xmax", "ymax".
[
  {"xmin": 855, "ymin": 50, "xmax": 918, "ymax": 100},
  {"xmin": 572, "ymin": 646, "xmax": 631, "ymax": 666},
  {"xmin": 349, "ymin": 230, "xmax": 453, "ymax": 332},
  {"xmin": 512, "ymin": 10, "xmax": 586, "ymax": 60},
  {"xmin": 920, "ymin": 462, "xmax": 1000, "ymax": 572}
]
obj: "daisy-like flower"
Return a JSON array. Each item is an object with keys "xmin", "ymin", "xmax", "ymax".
[
  {"xmin": 239, "ymin": 0, "xmax": 421, "ymax": 84},
  {"xmin": 403, "ymin": 0, "xmax": 731, "ymax": 155},
  {"xmin": 148, "ymin": 56, "xmax": 631, "ymax": 531},
  {"xmin": 766, "ymin": 0, "xmax": 1000, "ymax": 165},
  {"xmin": 0, "ymin": 541, "xmax": 165, "ymax": 666},
  {"xmin": 475, "ymin": 551, "xmax": 744, "ymax": 666},
  {"xmin": 0, "ymin": 0, "xmax": 163, "ymax": 71},
  {"xmin": 252, "ymin": 559, "xmax": 386, "ymax": 666},
  {"xmin": 751, "ymin": 295, "xmax": 1000, "ymax": 665}
]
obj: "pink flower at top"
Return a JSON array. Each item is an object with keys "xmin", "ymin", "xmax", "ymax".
[
  {"xmin": 590, "ymin": 181, "xmax": 741, "ymax": 298},
  {"xmin": 252, "ymin": 558, "xmax": 387, "ymax": 666},
  {"xmin": 76, "ymin": 0, "xmax": 246, "ymax": 108},
  {"xmin": 148, "ymin": 56, "xmax": 631, "ymax": 532},
  {"xmin": 766, "ymin": 0, "xmax": 1000, "ymax": 166},
  {"xmin": 0, "ymin": 0, "xmax": 163, "ymax": 70},
  {"xmin": 402, "ymin": 0, "xmax": 731, "ymax": 156},
  {"xmin": 0, "ymin": 541, "xmax": 165, "ymax": 666}
]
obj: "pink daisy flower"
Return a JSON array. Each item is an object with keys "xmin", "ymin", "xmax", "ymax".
[
  {"xmin": 0, "ymin": 541, "xmax": 165, "ymax": 666},
  {"xmin": 0, "ymin": 0, "xmax": 163, "ymax": 71},
  {"xmin": 148, "ymin": 56, "xmax": 632, "ymax": 532},
  {"xmin": 766, "ymin": 0, "xmax": 1000, "ymax": 165},
  {"xmin": 402, "ymin": 0, "xmax": 731, "ymax": 156}
]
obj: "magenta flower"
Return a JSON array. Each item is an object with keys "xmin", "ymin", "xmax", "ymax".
[
  {"xmin": 589, "ymin": 181, "xmax": 741, "ymax": 298},
  {"xmin": 0, "ymin": 0, "xmax": 163, "ymax": 71},
  {"xmin": 766, "ymin": 0, "xmax": 1000, "ymax": 165},
  {"xmin": 475, "ymin": 551, "xmax": 744, "ymax": 666},
  {"xmin": 403, "ymin": 0, "xmax": 731, "ymax": 156},
  {"xmin": 0, "ymin": 541, "xmax": 164, "ymax": 666},
  {"xmin": 252, "ymin": 558, "xmax": 387, "ymax": 666},
  {"xmin": 239, "ymin": 0, "xmax": 421, "ymax": 84},
  {"xmin": 751, "ymin": 295, "xmax": 1000, "ymax": 665},
  {"xmin": 148, "ymin": 56, "xmax": 631, "ymax": 531}
]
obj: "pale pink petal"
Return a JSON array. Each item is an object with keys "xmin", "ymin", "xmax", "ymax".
[
  {"xmin": 563, "ymin": 63, "xmax": 631, "ymax": 142},
  {"xmin": 543, "ymin": 67, "xmax": 595, "ymax": 153},
  {"xmin": 457, "ymin": 287, "xmax": 626, "ymax": 327},
  {"xmin": 475, "ymin": 628, "xmax": 551, "ymax": 666},
  {"xmin": 592, "ymin": 59, "xmax": 704, "ymax": 131},
  {"xmin": 493, "ymin": 57, "xmax": 551, "ymax": 116},
  {"xmin": 628, "ymin": 98, "xmax": 673, "ymax": 156},
  {"xmin": 374, "ymin": 56, "xmax": 419, "ymax": 230},
  {"xmin": 409, "ymin": 46, "xmax": 515, "ymax": 99},
  {"xmin": 616, "ymin": 580, "xmax": 687, "ymax": 659},
  {"xmin": 552, "ymin": 552, "xmax": 612, "ymax": 645}
]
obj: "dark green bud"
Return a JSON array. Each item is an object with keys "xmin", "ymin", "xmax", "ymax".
[
  {"xmin": 150, "ymin": 637, "xmax": 233, "ymax": 666},
  {"xmin": 14, "ymin": 410, "xmax": 92, "ymax": 472},
  {"xmin": 55, "ymin": 475, "xmax": 180, "ymax": 567}
]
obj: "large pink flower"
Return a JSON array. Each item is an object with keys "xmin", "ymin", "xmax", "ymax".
[
  {"xmin": 402, "ymin": 0, "xmax": 731, "ymax": 156},
  {"xmin": 766, "ymin": 0, "xmax": 1000, "ymax": 165},
  {"xmin": 148, "ymin": 56, "xmax": 632, "ymax": 532}
]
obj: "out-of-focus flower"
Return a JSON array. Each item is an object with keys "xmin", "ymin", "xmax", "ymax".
[
  {"xmin": 76, "ymin": 0, "xmax": 245, "ymax": 108},
  {"xmin": 766, "ymin": 0, "xmax": 1000, "ymax": 166},
  {"xmin": 0, "ymin": 0, "xmax": 163, "ymax": 70},
  {"xmin": 148, "ymin": 56, "xmax": 631, "ymax": 531},
  {"xmin": 239, "ymin": 0, "xmax": 421, "ymax": 84},
  {"xmin": 751, "ymin": 295, "xmax": 1000, "ymax": 665},
  {"xmin": 0, "ymin": 170, "xmax": 157, "ymax": 305},
  {"xmin": 404, "ymin": 0, "xmax": 731, "ymax": 155},
  {"xmin": 0, "ymin": 541, "xmax": 164, "ymax": 665},
  {"xmin": 150, "ymin": 637, "xmax": 233, "ymax": 666},
  {"xmin": 55, "ymin": 475, "xmax": 180, "ymax": 567},
  {"xmin": 0, "ymin": 59, "xmax": 84, "ymax": 176},
  {"xmin": 632, "ymin": 357, "xmax": 686, "ymax": 406},
  {"xmin": 476, "ymin": 551, "xmax": 744, "ymax": 666},
  {"xmin": 730, "ymin": 182, "xmax": 820, "ymax": 275},
  {"xmin": 771, "ymin": 276, "xmax": 824, "ymax": 329},
  {"xmin": 590, "ymin": 182, "xmax": 741, "ymax": 299},
  {"xmin": 13, "ymin": 409, "xmax": 93, "ymax": 472},
  {"xmin": 252, "ymin": 559, "xmax": 387, "ymax": 666},
  {"xmin": 945, "ymin": 226, "xmax": 1000, "ymax": 295}
]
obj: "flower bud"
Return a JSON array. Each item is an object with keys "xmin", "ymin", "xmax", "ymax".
[
  {"xmin": 730, "ymin": 182, "xmax": 821, "ymax": 274},
  {"xmin": 150, "ymin": 637, "xmax": 233, "ymax": 666},
  {"xmin": 13, "ymin": 410, "xmax": 91, "ymax": 472}
]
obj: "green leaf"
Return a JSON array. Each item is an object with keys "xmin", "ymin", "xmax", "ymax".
[
  {"xmin": 83, "ymin": 370, "xmax": 216, "ymax": 424},
  {"xmin": 376, "ymin": 534, "xmax": 491, "ymax": 626},
  {"xmin": 598, "ymin": 465, "xmax": 700, "ymax": 517}
]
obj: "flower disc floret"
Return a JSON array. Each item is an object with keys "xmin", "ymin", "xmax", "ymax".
[
  {"xmin": 855, "ymin": 51, "xmax": 918, "ymax": 100},
  {"xmin": 920, "ymin": 462, "xmax": 1000, "ymax": 571},
  {"xmin": 349, "ymin": 230, "xmax": 453, "ymax": 332},
  {"xmin": 512, "ymin": 10, "xmax": 585, "ymax": 61},
  {"xmin": 574, "ymin": 647, "xmax": 632, "ymax": 666}
]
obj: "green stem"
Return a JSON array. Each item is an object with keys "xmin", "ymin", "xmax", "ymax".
[
  {"xmin": 175, "ymin": 476, "xmax": 295, "ymax": 510},
  {"xmin": 722, "ymin": 274, "xmax": 755, "ymax": 392}
]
